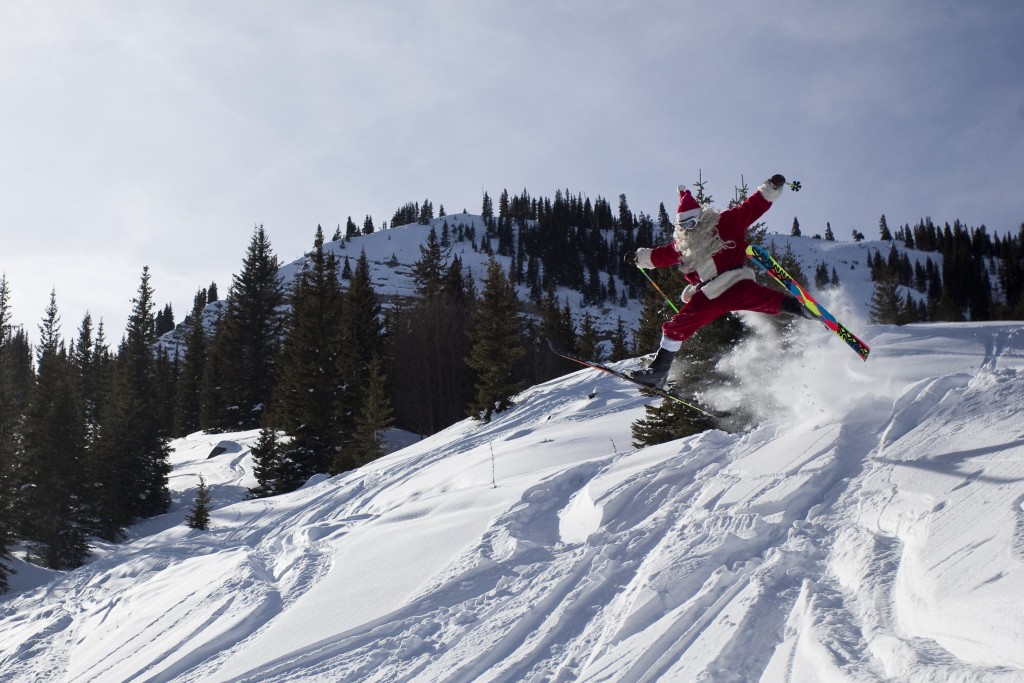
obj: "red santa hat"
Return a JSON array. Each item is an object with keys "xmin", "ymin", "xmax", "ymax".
[{"xmin": 676, "ymin": 185, "xmax": 701, "ymax": 226}]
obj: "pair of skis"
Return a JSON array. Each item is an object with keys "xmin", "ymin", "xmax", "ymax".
[
  {"xmin": 550, "ymin": 243, "xmax": 869, "ymax": 418},
  {"xmin": 745, "ymin": 243, "xmax": 870, "ymax": 361},
  {"xmin": 547, "ymin": 341, "xmax": 731, "ymax": 420}
]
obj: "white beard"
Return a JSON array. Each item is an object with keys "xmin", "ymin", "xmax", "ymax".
[{"xmin": 673, "ymin": 209, "xmax": 734, "ymax": 273}]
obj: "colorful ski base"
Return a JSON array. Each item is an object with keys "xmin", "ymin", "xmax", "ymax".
[
  {"xmin": 746, "ymin": 243, "xmax": 870, "ymax": 361},
  {"xmin": 547, "ymin": 341, "xmax": 731, "ymax": 419}
]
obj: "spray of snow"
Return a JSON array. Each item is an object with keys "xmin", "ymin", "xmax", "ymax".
[{"xmin": 704, "ymin": 285, "xmax": 877, "ymax": 427}]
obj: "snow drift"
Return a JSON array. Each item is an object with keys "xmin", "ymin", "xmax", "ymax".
[{"xmin": 2, "ymin": 321, "xmax": 1024, "ymax": 682}]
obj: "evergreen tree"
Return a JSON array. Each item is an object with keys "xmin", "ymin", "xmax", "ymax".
[
  {"xmin": 418, "ymin": 200, "xmax": 434, "ymax": 224},
  {"xmin": 576, "ymin": 312, "xmax": 603, "ymax": 363},
  {"xmin": 199, "ymin": 320, "xmax": 233, "ymax": 431},
  {"xmin": 790, "ymin": 217, "xmax": 802, "ymax": 237},
  {"xmin": 617, "ymin": 194, "xmax": 635, "ymax": 233},
  {"xmin": 201, "ymin": 225, "xmax": 285, "ymax": 431},
  {"xmin": 868, "ymin": 276, "xmax": 904, "ymax": 324},
  {"xmin": 631, "ymin": 397, "xmax": 716, "ymax": 448},
  {"xmin": 0, "ymin": 273, "xmax": 12, "ymax": 341},
  {"xmin": 902, "ymin": 224, "xmax": 915, "ymax": 249},
  {"xmin": 345, "ymin": 217, "xmax": 359, "ymax": 240},
  {"xmin": 335, "ymin": 249, "xmax": 387, "ymax": 466},
  {"xmin": 879, "ymin": 215, "xmax": 893, "ymax": 241},
  {"xmin": 174, "ymin": 289, "xmax": 209, "ymax": 436},
  {"xmin": 692, "ymin": 171, "xmax": 713, "ymax": 205},
  {"xmin": 389, "ymin": 240, "xmax": 471, "ymax": 435},
  {"xmin": 900, "ymin": 292, "xmax": 921, "ymax": 324},
  {"xmin": 346, "ymin": 356, "xmax": 394, "ymax": 469},
  {"xmin": 273, "ymin": 226, "xmax": 346, "ymax": 487},
  {"xmin": 935, "ymin": 287, "xmax": 965, "ymax": 321},
  {"xmin": 869, "ymin": 248, "xmax": 886, "ymax": 281},
  {"xmin": 410, "ymin": 227, "xmax": 447, "ymax": 300},
  {"xmin": 152, "ymin": 346, "xmax": 177, "ymax": 437},
  {"xmin": 466, "ymin": 259, "xmax": 525, "ymax": 422},
  {"xmin": 609, "ymin": 317, "xmax": 631, "ymax": 361},
  {"xmin": 93, "ymin": 268, "xmax": 172, "ymax": 540},
  {"xmin": 775, "ymin": 243, "xmax": 809, "ymax": 287},
  {"xmin": 391, "ymin": 202, "xmax": 420, "ymax": 228},
  {"xmin": 155, "ymin": 303, "xmax": 175, "ymax": 336},
  {"xmin": 998, "ymin": 225, "xmax": 1024, "ymax": 316},
  {"xmin": 632, "ymin": 314, "xmax": 743, "ymax": 447},
  {"xmin": 729, "ymin": 177, "xmax": 749, "ymax": 209},
  {"xmin": 650, "ymin": 202, "xmax": 669, "ymax": 235},
  {"xmin": 5, "ymin": 327, "xmax": 33, "ymax": 413},
  {"xmin": 72, "ymin": 313, "xmax": 98, "ymax": 434},
  {"xmin": 249, "ymin": 426, "xmax": 288, "ymax": 498},
  {"xmin": 0, "ymin": 276, "xmax": 19, "ymax": 589},
  {"xmin": 73, "ymin": 312, "xmax": 111, "ymax": 536},
  {"xmin": 19, "ymin": 291, "xmax": 91, "ymax": 569},
  {"xmin": 533, "ymin": 287, "xmax": 576, "ymax": 380},
  {"xmin": 814, "ymin": 263, "xmax": 830, "ymax": 290},
  {"xmin": 481, "ymin": 192, "xmax": 494, "ymax": 228},
  {"xmin": 185, "ymin": 476, "xmax": 212, "ymax": 530},
  {"xmin": 824, "ymin": 222, "xmax": 835, "ymax": 241}
]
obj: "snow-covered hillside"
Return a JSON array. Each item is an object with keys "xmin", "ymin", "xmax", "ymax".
[{"xmin": 3, "ymin": 318, "xmax": 1023, "ymax": 682}]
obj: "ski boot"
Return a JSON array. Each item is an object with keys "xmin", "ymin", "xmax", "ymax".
[
  {"xmin": 781, "ymin": 296, "xmax": 818, "ymax": 320},
  {"xmin": 627, "ymin": 346, "xmax": 675, "ymax": 388}
]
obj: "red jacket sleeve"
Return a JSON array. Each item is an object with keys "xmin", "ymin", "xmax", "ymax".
[
  {"xmin": 716, "ymin": 191, "xmax": 773, "ymax": 245},
  {"xmin": 649, "ymin": 242, "xmax": 681, "ymax": 268}
]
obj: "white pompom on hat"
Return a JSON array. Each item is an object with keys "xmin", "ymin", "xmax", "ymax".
[{"xmin": 676, "ymin": 185, "xmax": 701, "ymax": 226}]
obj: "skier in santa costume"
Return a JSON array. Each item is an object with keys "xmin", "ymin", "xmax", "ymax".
[{"xmin": 624, "ymin": 174, "xmax": 814, "ymax": 387}]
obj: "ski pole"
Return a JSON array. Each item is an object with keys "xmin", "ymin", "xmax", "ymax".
[{"xmin": 636, "ymin": 266, "xmax": 680, "ymax": 314}]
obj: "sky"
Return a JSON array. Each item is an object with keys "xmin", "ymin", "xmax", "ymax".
[{"xmin": 2, "ymin": 0, "xmax": 1023, "ymax": 341}]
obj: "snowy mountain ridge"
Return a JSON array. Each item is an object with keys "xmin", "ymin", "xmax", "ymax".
[
  {"xmin": 3, "ymin": 318, "xmax": 1024, "ymax": 682},
  {"xmin": 159, "ymin": 212, "xmax": 903, "ymax": 358}
]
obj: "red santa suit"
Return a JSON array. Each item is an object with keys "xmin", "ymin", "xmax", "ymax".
[{"xmin": 636, "ymin": 184, "xmax": 788, "ymax": 348}]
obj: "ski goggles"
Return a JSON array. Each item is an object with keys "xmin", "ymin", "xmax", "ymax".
[{"xmin": 677, "ymin": 216, "xmax": 699, "ymax": 230}]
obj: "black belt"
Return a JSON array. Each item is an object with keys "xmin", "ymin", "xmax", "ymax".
[{"xmin": 695, "ymin": 265, "xmax": 744, "ymax": 291}]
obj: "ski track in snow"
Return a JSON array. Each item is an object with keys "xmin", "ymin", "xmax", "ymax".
[{"xmin": 2, "ymin": 323, "xmax": 1024, "ymax": 682}]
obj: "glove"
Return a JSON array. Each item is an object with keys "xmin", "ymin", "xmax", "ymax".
[
  {"xmin": 623, "ymin": 250, "xmax": 638, "ymax": 265},
  {"xmin": 759, "ymin": 174, "xmax": 785, "ymax": 202}
]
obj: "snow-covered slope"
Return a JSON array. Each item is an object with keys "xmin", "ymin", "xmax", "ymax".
[{"xmin": 3, "ymin": 320, "xmax": 1024, "ymax": 682}]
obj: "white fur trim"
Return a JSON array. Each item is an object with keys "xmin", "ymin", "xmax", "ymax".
[
  {"xmin": 758, "ymin": 181, "xmax": 782, "ymax": 203},
  {"xmin": 635, "ymin": 248, "xmax": 655, "ymax": 269},
  {"xmin": 700, "ymin": 267, "xmax": 755, "ymax": 300},
  {"xmin": 660, "ymin": 335, "xmax": 683, "ymax": 352},
  {"xmin": 694, "ymin": 257, "xmax": 718, "ymax": 281}
]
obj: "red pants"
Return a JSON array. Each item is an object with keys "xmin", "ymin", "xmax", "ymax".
[{"xmin": 663, "ymin": 279, "xmax": 787, "ymax": 342}]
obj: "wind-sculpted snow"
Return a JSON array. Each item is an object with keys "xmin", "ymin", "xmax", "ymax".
[{"xmin": 2, "ymin": 323, "xmax": 1024, "ymax": 682}]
